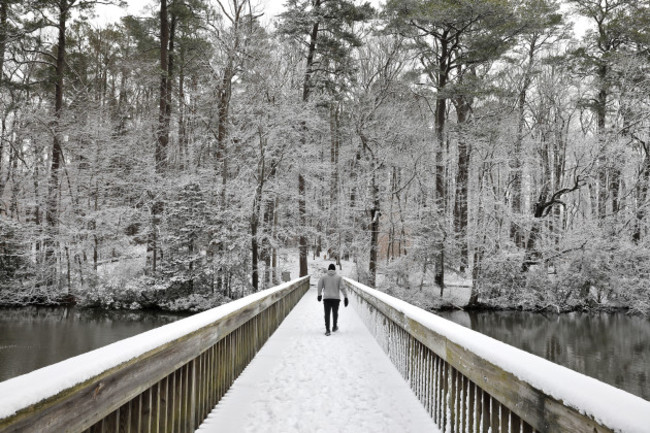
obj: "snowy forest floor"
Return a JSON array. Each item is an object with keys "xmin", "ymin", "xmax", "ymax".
[{"xmin": 196, "ymin": 282, "xmax": 439, "ymax": 433}]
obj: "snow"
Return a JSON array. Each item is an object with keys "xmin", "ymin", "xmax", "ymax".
[
  {"xmin": 4, "ymin": 252, "xmax": 645, "ymax": 432},
  {"xmin": 344, "ymin": 278, "xmax": 650, "ymax": 433},
  {"xmin": 0, "ymin": 277, "xmax": 309, "ymax": 421},
  {"xmin": 279, "ymin": 253, "xmax": 357, "ymax": 283},
  {"xmin": 196, "ymin": 284, "xmax": 439, "ymax": 433}
]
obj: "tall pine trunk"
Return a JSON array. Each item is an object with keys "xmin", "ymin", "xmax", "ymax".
[
  {"xmin": 148, "ymin": 0, "xmax": 173, "ymax": 274},
  {"xmin": 329, "ymin": 102, "xmax": 340, "ymax": 263},
  {"xmin": 45, "ymin": 0, "xmax": 68, "ymax": 289},
  {"xmin": 510, "ymin": 38, "xmax": 536, "ymax": 248},
  {"xmin": 633, "ymin": 148, "xmax": 650, "ymax": 243},
  {"xmin": 433, "ymin": 34, "xmax": 449, "ymax": 292},
  {"xmin": 454, "ymin": 96, "xmax": 471, "ymax": 275},
  {"xmin": 596, "ymin": 64, "xmax": 608, "ymax": 220},
  {"xmin": 298, "ymin": 9, "xmax": 320, "ymax": 277},
  {"xmin": 0, "ymin": 1, "xmax": 6, "ymax": 200}
]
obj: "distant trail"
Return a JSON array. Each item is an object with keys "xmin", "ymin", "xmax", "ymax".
[{"xmin": 197, "ymin": 285, "xmax": 439, "ymax": 433}]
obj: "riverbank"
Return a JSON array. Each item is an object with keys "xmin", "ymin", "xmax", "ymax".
[
  {"xmin": 1, "ymin": 252, "xmax": 648, "ymax": 316},
  {"xmin": 0, "ymin": 284, "xmax": 234, "ymax": 313},
  {"xmin": 374, "ymin": 278, "xmax": 649, "ymax": 317}
]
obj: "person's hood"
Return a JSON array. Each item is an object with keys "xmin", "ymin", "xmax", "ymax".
[{"xmin": 327, "ymin": 269, "xmax": 336, "ymax": 276}]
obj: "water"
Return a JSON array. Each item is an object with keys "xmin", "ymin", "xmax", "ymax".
[
  {"xmin": 437, "ymin": 310, "xmax": 650, "ymax": 401},
  {"xmin": 0, "ymin": 307, "xmax": 188, "ymax": 383},
  {"xmin": 2, "ymin": 307, "xmax": 648, "ymax": 402}
]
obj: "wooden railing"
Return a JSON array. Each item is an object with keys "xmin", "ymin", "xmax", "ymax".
[
  {"xmin": 344, "ymin": 278, "xmax": 650, "ymax": 433},
  {"xmin": 0, "ymin": 276, "xmax": 310, "ymax": 433}
]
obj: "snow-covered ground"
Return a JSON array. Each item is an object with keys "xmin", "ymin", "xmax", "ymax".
[
  {"xmin": 279, "ymin": 254, "xmax": 358, "ymax": 284},
  {"xmin": 196, "ymin": 284, "xmax": 440, "ymax": 433}
]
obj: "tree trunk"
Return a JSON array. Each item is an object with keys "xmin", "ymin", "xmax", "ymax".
[
  {"xmin": 454, "ymin": 95, "xmax": 471, "ymax": 274},
  {"xmin": 156, "ymin": 0, "xmax": 170, "ymax": 173},
  {"xmin": 251, "ymin": 213, "xmax": 259, "ymax": 291},
  {"xmin": 368, "ymin": 170, "xmax": 380, "ymax": 287},
  {"xmin": 329, "ymin": 102, "xmax": 340, "ymax": 261},
  {"xmin": 217, "ymin": 61, "xmax": 232, "ymax": 203},
  {"xmin": 251, "ymin": 128, "xmax": 269, "ymax": 292},
  {"xmin": 510, "ymin": 39, "xmax": 536, "ymax": 247},
  {"xmin": 262, "ymin": 194, "xmax": 274, "ymax": 288},
  {"xmin": 596, "ymin": 64, "xmax": 608, "ymax": 219},
  {"xmin": 272, "ymin": 197, "xmax": 279, "ymax": 283},
  {"xmin": 0, "ymin": 1, "xmax": 6, "ymax": 198},
  {"xmin": 297, "ymin": 1, "xmax": 321, "ymax": 277},
  {"xmin": 148, "ymin": 0, "xmax": 174, "ymax": 275},
  {"xmin": 433, "ymin": 35, "xmax": 449, "ymax": 291},
  {"xmin": 0, "ymin": 1, "xmax": 6, "ymax": 90},
  {"xmin": 298, "ymin": 174, "xmax": 308, "ymax": 276},
  {"xmin": 44, "ymin": 0, "xmax": 68, "ymax": 288},
  {"xmin": 633, "ymin": 149, "xmax": 650, "ymax": 243},
  {"xmin": 178, "ymin": 45, "xmax": 186, "ymax": 169},
  {"xmin": 0, "ymin": 115, "xmax": 7, "ymax": 203}
]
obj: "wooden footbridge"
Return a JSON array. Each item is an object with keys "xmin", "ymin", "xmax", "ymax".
[{"xmin": 0, "ymin": 276, "xmax": 648, "ymax": 433}]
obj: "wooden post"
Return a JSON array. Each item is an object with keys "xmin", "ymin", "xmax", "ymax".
[{"xmin": 189, "ymin": 360, "xmax": 196, "ymax": 431}]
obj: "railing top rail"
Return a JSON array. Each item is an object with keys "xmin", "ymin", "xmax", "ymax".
[
  {"xmin": 344, "ymin": 278, "xmax": 650, "ymax": 433},
  {"xmin": 0, "ymin": 276, "xmax": 310, "ymax": 422}
]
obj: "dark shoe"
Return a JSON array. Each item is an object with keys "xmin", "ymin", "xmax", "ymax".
[
  {"xmin": 325, "ymin": 330, "xmax": 331, "ymax": 336},
  {"xmin": 332, "ymin": 325, "xmax": 338, "ymax": 332}
]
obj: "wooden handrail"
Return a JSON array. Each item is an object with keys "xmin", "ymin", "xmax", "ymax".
[
  {"xmin": 0, "ymin": 276, "xmax": 310, "ymax": 433},
  {"xmin": 344, "ymin": 278, "xmax": 650, "ymax": 433}
]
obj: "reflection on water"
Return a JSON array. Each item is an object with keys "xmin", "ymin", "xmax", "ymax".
[
  {"xmin": 0, "ymin": 307, "xmax": 188, "ymax": 383},
  {"xmin": 437, "ymin": 310, "xmax": 650, "ymax": 401}
]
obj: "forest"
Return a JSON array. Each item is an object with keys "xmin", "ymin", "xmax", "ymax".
[{"xmin": 0, "ymin": 0, "xmax": 649, "ymax": 315}]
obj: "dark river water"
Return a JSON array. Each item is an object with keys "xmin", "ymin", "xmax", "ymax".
[
  {"xmin": 1, "ymin": 307, "xmax": 648, "ymax": 403},
  {"xmin": 437, "ymin": 310, "xmax": 650, "ymax": 401},
  {"xmin": 0, "ymin": 307, "xmax": 187, "ymax": 383}
]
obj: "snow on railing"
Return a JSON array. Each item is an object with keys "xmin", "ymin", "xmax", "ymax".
[
  {"xmin": 0, "ymin": 276, "xmax": 310, "ymax": 433},
  {"xmin": 344, "ymin": 278, "xmax": 650, "ymax": 433}
]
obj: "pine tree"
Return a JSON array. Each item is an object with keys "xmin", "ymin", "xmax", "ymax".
[{"xmin": 278, "ymin": 0, "xmax": 374, "ymax": 277}]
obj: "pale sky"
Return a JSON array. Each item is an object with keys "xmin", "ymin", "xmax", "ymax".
[
  {"xmin": 93, "ymin": 0, "xmax": 291, "ymax": 26},
  {"xmin": 93, "ymin": 0, "xmax": 384, "ymax": 26},
  {"xmin": 93, "ymin": 0, "xmax": 587, "ymax": 36}
]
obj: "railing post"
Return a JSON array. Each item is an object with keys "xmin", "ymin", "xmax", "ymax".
[{"xmin": 189, "ymin": 359, "xmax": 196, "ymax": 431}]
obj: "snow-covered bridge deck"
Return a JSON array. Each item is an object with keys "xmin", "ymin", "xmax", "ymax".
[{"xmin": 196, "ymin": 285, "xmax": 438, "ymax": 433}]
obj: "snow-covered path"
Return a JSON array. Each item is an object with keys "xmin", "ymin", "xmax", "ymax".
[{"xmin": 196, "ymin": 284, "xmax": 440, "ymax": 433}]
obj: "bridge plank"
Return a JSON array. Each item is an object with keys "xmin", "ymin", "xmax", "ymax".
[
  {"xmin": 104, "ymin": 408, "xmax": 117, "ymax": 433},
  {"xmin": 511, "ymin": 410, "xmax": 522, "ymax": 433},
  {"xmin": 117, "ymin": 401, "xmax": 129, "ymax": 433}
]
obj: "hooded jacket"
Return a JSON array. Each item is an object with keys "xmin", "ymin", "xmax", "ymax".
[{"xmin": 317, "ymin": 269, "xmax": 348, "ymax": 300}]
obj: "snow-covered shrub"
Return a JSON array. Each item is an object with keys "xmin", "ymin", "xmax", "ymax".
[
  {"xmin": 560, "ymin": 240, "xmax": 650, "ymax": 310},
  {"xmin": 475, "ymin": 251, "xmax": 526, "ymax": 303},
  {"xmin": 0, "ymin": 219, "xmax": 37, "ymax": 302},
  {"xmin": 384, "ymin": 283, "xmax": 443, "ymax": 311},
  {"xmin": 158, "ymin": 292, "xmax": 231, "ymax": 312}
]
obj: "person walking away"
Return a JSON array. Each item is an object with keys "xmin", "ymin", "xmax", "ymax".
[{"xmin": 317, "ymin": 264, "xmax": 348, "ymax": 336}]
